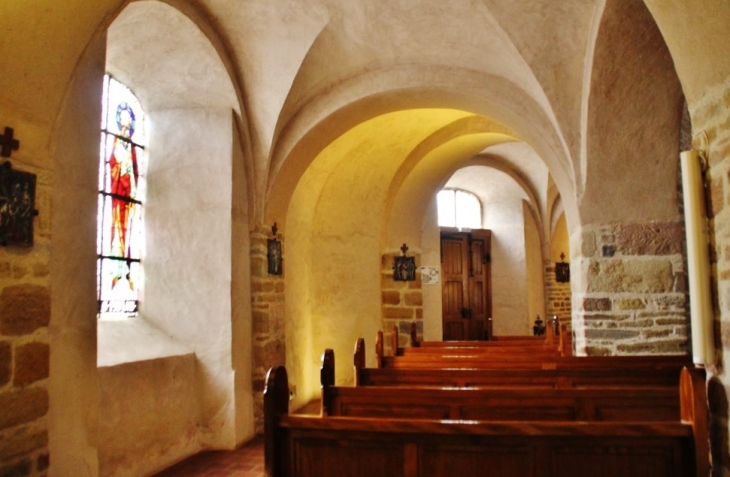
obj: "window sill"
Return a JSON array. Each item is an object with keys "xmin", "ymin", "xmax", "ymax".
[{"xmin": 97, "ymin": 316, "xmax": 194, "ymax": 367}]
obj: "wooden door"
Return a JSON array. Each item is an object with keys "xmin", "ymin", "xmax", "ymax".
[{"xmin": 441, "ymin": 230, "xmax": 491, "ymax": 341}]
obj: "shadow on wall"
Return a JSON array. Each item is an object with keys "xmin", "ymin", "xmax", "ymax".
[{"xmin": 708, "ymin": 376, "xmax": 728, "ymax": 474}]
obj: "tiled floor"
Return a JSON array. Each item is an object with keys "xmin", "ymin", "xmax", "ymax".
[{"xmin": 153, "ymin": 436, "xmax": 264, "ymax": 477}]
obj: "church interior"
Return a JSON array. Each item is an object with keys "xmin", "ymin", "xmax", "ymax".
[{"xmin": 1, "ymin": 0, "xmax": 730, "ymax": 475}]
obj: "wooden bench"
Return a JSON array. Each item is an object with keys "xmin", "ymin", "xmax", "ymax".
[
  {"xmin": 373, "ymin": 330, "xmax": 690, "ymax": 370},
  {"xmin": 355, "ymin": 337, "xmax": 692, "ymax": 389},
  {"xmin": 322, "ymin": 349, "xmax": 680, "ymax": 422},
  {"xmin": 398, "ymin": 321, "xmax": 572, "ymax": 358},
  {"xmin": 264, "ymin": 363, "xmax": 709, "ymax": 477}
]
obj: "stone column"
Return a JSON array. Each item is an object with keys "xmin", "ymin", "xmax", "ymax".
[{"xmin": 250, "ymin": 225, "xmax": 285, "ymax": 433}]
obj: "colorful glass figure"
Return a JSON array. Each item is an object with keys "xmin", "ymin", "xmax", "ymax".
[{"xmin": 97, "ymin": 76, "xmax": 146, "ymax": 316}]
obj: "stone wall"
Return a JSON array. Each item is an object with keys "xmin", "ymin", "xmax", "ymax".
[
  {"xmin": 250, "ymin": 226, "xmax": 285, "ymax": 434},
  {"xmin": 544, "ymin": 260, "xmax": 572, "ymax": 322},
  {"xmin": 0, "ymin": 199, "xmax": 51, "ymax": 475},
  {"xmin": 573, "ymin": 220, "xmax": 689, "ymax": 356},
  {"xmin": 690, "ymin": 78, "xmax": 730, "ymax": 473},
  {"xmin": 381, "ymin": 253, "xmax": 422, "ymax": 354}
]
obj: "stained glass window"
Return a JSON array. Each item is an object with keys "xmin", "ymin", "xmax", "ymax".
[
  {"xmin": 97, "ymin": 75, "xmax": 147, "ymax": 316},
  {"xmin": 437, "ymin": 189, "xmax": 482, "ymax": 229}
]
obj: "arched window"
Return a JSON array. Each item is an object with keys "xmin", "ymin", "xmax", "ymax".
[
  {"xmin": 437, "ymin": 189, "xmax": 482, "ymax": 229},
  {"xmin": 97, "ymin": 75, "xmax": 147, "ymax": 316}
]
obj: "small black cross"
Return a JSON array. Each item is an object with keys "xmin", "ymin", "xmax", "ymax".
[
  {"xmin": 0, "ymin": 127, "xmax": 19, "ymax": 158},
  {"xmin": 400, "ymin": 243, "xmax": 409, "ymax": 256}
]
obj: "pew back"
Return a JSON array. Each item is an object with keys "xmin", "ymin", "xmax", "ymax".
[{"xmin": 265, "ymin": 364, "xmax": 708, "ymax": 477}]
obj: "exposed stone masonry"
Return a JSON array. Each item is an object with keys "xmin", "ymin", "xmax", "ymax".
[
  {"xmin": 381, "ymin": 252, "xmax": 422, "ymax": 354},
  {"xmin": 250, "ymin": 226, "xmax": 285, "ymax": 434},
  {"xmin": 690, "ymin": 78, "xmax": 730, "ymax": 473},
  {"xmin": 544, "ymin": 261, "xmax": 572, "ymax": 324},
  {"xmin": 0, "ymin": 217, "xmax": 51, "ymax": 476},
  {"xmin": 573, "ymin": 220, "xmax": 689, "ymax": 357}
]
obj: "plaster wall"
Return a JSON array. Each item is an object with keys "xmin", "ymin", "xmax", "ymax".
[
  {"xmin": 97, "ymin": 355, "xmax": 199, "ymax": 477},
  {"xmin": 485, "ymin": 198, "xmax": 529, "ymax": 335},
  {"xmin": 524, "ymin": 201, "xmax": 546, "ymax": 323},
  {"xmin": 48, "ymin": 30, "xmax": 106, "ymax": 477},
  {"xmin": 421, "ymin": 198, "xmax": 443, "ymax": 341},
  {"xmin": 142, "ymin": 108, "xmax": 243, "ymax": 448}
]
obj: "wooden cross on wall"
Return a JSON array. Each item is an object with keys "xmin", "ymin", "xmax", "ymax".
[{"xmin": 0, "ymin": 127, "xmax": 20, "ymax": 158}]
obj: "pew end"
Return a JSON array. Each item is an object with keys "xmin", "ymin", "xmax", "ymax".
[
  {"xmin": 680, "ymin": 366, "xmax": 710, "ymax": 476},
  {"xmin": 263, "ymin": 366, "xmax": 289, "ymax": 477},
  {"xmin": 353, "ymin": 338, "xmax": 365, "ymax": 386}
]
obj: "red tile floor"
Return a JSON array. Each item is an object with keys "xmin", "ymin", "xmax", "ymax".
[{"xmin": 153, "ymin": 435, "xmax": 264, "ymax": 477}]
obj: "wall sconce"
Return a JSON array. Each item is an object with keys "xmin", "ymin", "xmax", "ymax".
[
  {"xmin": 267, "ymin": 222, "xmax": 283, "ymax": 275},
  {"xmin": 393, "ymin": 243, "xmax": 416, "ymax": 281},
  {"xmin": 555, "ymin": 252, "xmax": 569, "ymax": 283}
]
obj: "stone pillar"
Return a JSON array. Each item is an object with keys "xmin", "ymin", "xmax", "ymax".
[
  {"xmin": 250, "ymin": 225, "xmax": 286, "ymax": 434},
  {"xmin": 381, "ymin": 252, "xmax": 422, "ymax": 353},
  {"xmin": 573, "ymin": 220, "xmax": 688, "ymax": 356}
]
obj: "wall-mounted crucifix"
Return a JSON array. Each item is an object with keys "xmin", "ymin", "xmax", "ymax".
[
  {"xmin": 393, "ymin": 243, "xmax": 417, "ymax": 281},
  {"xmin": 0, "ymin": 127, "xmax": 20, "ymax": 158},
  {"xmin": 0, "ymin": 161, "xmax": 37, "ymax": 247}
]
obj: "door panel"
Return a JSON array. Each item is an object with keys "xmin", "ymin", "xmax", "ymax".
[{"xmin": 441, "ymin": 230, "xmax": 491, "ymax": 341}]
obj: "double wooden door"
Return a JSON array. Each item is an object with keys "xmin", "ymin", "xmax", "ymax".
[{"xmin": 441, "ymin": 230, "xmax": 492, "ymax": 341}]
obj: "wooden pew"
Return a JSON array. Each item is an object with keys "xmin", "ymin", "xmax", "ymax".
[
  {"xmin": 403, "ymin": 319, "xmax": 573, "ymax": 357},
  {"xmin": 409, "ymin": 320, "xmax": 556, "ymax": 348},
  {"xmin": 357, "ymin": 336, "xmax": 692, "ymax": 389},
  {"xmin": 323, "ymin": 349, "xmax": 680, "ymax": 422},
  {"xmin": 375, "ymin": 329, "xmax": 689, "ymax": 370},
  {"xmin": 264, "ymin": 363, "xmax": 709, "ymax": 477}
]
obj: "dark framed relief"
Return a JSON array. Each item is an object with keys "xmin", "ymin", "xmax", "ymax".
[
  {"xmin": 555, "ymin": 262, "xmax": 570, "ymax": 283},
  {"xmin": 0, "ymin": 162, "xmax": 36, "ymax": 247},
  {"xmin": 393, "ymin": 256, "xmax": 416, "ymax": 281},
  {"xmin": 267, "ymin": 238, "xmax": 283, "ymax": 275}
]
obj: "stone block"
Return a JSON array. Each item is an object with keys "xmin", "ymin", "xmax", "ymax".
[
  {"xmin": 615, "ymin": 221, "xmax": 683, "ymax": 255},
  {"xmin": 382, "ymin": 306, "xmax": 414, "ymax": 319},
  {"xmin": 617, "ymin": 318, "xmax": 654, "ymax": 328},
  {"xmin": 404, "ymin": 291, "xmax": 422, "ymax": 306},
  {"xmin": 14, "ymin": 342, "xmax": 49, "ymax": 387},
  {"xmin": 584, "ymin": 346, "xmax": 611, "ymax": 356},
  {"xmin": 0, "ymin": 459, "xmax": 31, "ymax": 477},
  {"xmin": 0, "ymin": 286, "xmax": 51, "ymax": 336},
  {"xmin": 642, "ymin": 328, "xmax": 673, "ymax": 339},
  {"xmin": 0, "ymin": 428, "xmax": 48, "ymax": 461},
  {"xmin": 32, "ymin": 263, "xmax": 49, "ymax": 278},
  {"xmin": 381, "ymin": 290, "xmax": 401, "ymax": 305},
  {"xmin": 616, "ymin": 339, "xmax": 688, "ymax": 354},
  {"xmin": 581, "ymin": 230, "xmax": 597, "ymax": 257},
  {"xmin": 0, "ymin": 342, "xmax": 10, "ymax": 387},
  {"xmin": 584, "ymin": 329, "xmax": 640, "ymax": 340},
  {"xmin": 583, "ymin": 297, "xmax": 611, "ymax": 312},
  {"xmin": 586, "ymin": 259, "xmax": 673, "ymax": 294},
  {"xmin": 12, "ymin": 266, "xmax": 28, "ymax": 280},
  {"xmin": 0, "ymin": 388, "xmax": 49, "ymax": 430},
  {"xmin": 616, "ymin": 298, "xmax": 645, "ymax": 310},
  {"xmin": 36, "ymin": 453, "xmax": 49, "ymax": 472}
]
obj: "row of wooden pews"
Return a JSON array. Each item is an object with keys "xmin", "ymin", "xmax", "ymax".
[{"xmin": 264, "ymin": 329, "xmax": 710, "ymax": 477}]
